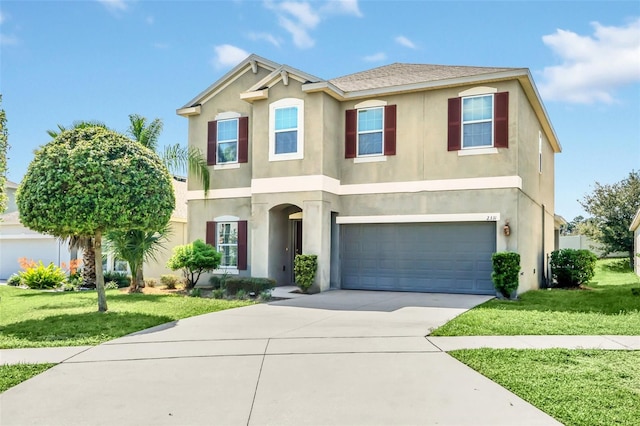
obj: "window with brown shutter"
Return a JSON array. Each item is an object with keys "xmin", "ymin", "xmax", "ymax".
[{"xmin": 207, "ymin": 121, "xmax": 217, "ymax": 165}]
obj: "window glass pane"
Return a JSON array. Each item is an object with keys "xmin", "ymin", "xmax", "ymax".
[
  {"xmin": 218, "ymin": 223, "xmax": 238, "ymax": 245},
  {"xmin": 275, "ymin": 131, "xmax": 298, "ymax": 154},
  {"xmin": 463, "ymin": 122, "xmax": 492, "ymax": 147},
  {"xmin": 220, "ymin": 246, "xmax": 238, "ymax": 268},
  {"xmin": 275, "ymin": 107, "xmax": 298, "ymax": 131},
  {"xmin": 358, "ymin": 108, "xmax": 383, "ymax": 132},
  {"xmin": 463, "ymin": 96, "xmax": 493, "ymax": 121},
  {"xmin": 217, "ymin": 142, "xmax": 237, "ymax": 163},
  {"xmin": 358, "ymin": 132, "xmax": 383, "ymax": 155},
  {"xmin": 217, "ymin": 222, "xmax": 238, "ymax": 268},
  {"xmin": 217, "ymin": 119, "xmax": 238, "ymax": 142}
]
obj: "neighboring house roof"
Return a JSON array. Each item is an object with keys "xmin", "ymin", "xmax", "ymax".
[
  {"xmin": 328, "ymin": 63, "xmax": 519, "ymax": 92},
  {"xmin": 177, "ymin": 53, "xmax": 561, "ymax": 153},
  {"xmin": 630, "ymin": 207, "xmax": 640, "ymax": 231},
  {"xmin": 5, "ymin": 180, "xmax": 18, "ymax": 189}
]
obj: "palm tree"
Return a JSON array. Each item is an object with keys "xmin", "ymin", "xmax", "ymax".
[
  {"xmin": 105, "ymin": 223, "xmax": 170, "ymax": 292},
  {"xmin": 114, "ymin": 114, "xmax": 209, "ymax": 291},
  {"xmin": 127, "ymin": 114, "xmax": 210, "ymax": 194}
]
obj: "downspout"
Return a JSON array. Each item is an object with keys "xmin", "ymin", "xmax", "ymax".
[{"xmin": 541, "ymin": 204, "xmax": 546, "ymax": 288}]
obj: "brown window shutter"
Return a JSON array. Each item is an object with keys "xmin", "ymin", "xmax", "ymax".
[
  {"xmin": 206, "ymin": 221, "xmax": 216, "ymax": 246},
  {"xmin": 494, "ymin": 92, "xmax": 509, "ymax": 148},
  {"xmin": 383, "ymin": 104, "xmax": 397, "ymax": 156},
  {"xmin": 237, "ymin": 220, "xmax": 248, "ymax": 270},
  {"xmin": 207, "ymin": 121, "xmax": 217, "ymax": 165},
  {"xmin": 345, "ymin": 109, "xmax": 357, "ymax": 158},
  {"xmin": 447, "ymin": 98, "xmax": 461, "ymax": 151},
  {"xmin": 238, "ymin": 117, "xmax": 248, "ymax": 163}
]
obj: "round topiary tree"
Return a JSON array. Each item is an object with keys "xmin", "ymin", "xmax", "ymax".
[{"xmin": 17, "ymin": 126, "xmax": 175, "ymax": 311}]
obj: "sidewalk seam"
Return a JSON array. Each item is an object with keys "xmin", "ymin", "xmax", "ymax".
[{"xmin": 246, "ymin": 338, "xmax": 270, "ymax": 426}]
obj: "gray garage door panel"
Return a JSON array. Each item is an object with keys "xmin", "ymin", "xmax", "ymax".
[{"xmin": 341, "ymin": 222, "xmax": 496, "ymax": 294}]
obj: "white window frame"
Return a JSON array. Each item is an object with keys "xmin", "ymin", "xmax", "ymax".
[
  {"xmin": 216, "ymin": 221, "xmax": 239, "ymax": 270},
  {"xmin": 216, "ymin": 118, "xmax": 239, "ymax": 165},
  {"xmin": 269, "ymin": 98, "xmax": 304, "ymax": 162},
  {"xmin": 357, "ymin": 106, "xmax": 385, "ymax": 157},
  {"xmin": 461, "ymin": 94, "xmax": 494, "ymax": 149}
]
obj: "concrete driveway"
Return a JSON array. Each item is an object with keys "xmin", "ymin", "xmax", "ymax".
[{"xmin": 0, "ymin": 290, "xmax": 560, "ymax": 426}]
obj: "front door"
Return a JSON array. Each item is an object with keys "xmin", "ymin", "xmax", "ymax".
[{"xmin": 291, "ymin": 219, "xmax": 303, "ymax": 284}]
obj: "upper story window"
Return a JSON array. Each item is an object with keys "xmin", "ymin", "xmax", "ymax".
[
  {"xmin": 217, "ymin": 119, "xmax": 238, "ymax": 164},
  {"xmin": 358, "ymin": 107, "xmax": 384, "ymax": 156},
  {"xmin": 448, "ymin": 90, "xmax": 508, "ymax": 152},
  {"xmin": 462, "ymin": 95, "xmax": 493, "ymax": 148},
  {"xmin": 345, "ymin": 103, "xmax": 396, "ymax": 159},
  {"xmin": 269, "ymin": 98, "xmax": 304, "ymax": 161},
  {"xmin": 207, "ymin": 113, "xmax": 248, "ymax": 166}
]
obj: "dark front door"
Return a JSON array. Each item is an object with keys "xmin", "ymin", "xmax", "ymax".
[{"xmin": 291, "ymin": 219, "xmax": 303, "ymax": 283}]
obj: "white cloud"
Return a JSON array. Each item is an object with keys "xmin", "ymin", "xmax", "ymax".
[
  {"xmin": 363, "ymin": 52, "xmax": 387, "ymax": 62},
  {"xmin": 538, "ymin": 18, "xmax": 640, "ymax": 104},
  {"xmin": 212, "ymin": 44, "xmax": 250, "ymax": 69},
  {"xmin": 321, "ymin": 0, "xmax": 362, "ymax": 17},
  {"xmin": 248, "ymin": 32, "xmax": 281, "ymax": 47},
  {"xmin": 395, "ymin": 35, "xmax": 416, "ymax": 49},
  {"xmin": 97, "ymin": 0, "xmax": 129, "ymax": 12},
  {"xmin": 264, "ymin": 0, "xmax": 361, "ymax": 49},
  {"xmin": 146, "ymin": 16, "xmax": 154, "ymax": 25},
  {"xmin": 278, "ymin": 16, "xmax": 315, "ymax": 48},
  {"xmin": 0, "ymin": 11, "xmax": 5, "ymax": 25},
  {"xmin": 0, "ymin": 34, "xmax": 19, "ymax": 46}
]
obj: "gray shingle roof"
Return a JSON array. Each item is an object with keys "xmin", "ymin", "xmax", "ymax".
[{"xmin": 329, "ymin": 63, "xmax": 519, "ymax": 92}]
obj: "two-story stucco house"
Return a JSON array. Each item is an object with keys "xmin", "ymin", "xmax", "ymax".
[{"xmin": 177, "ymin": 54, "xmax": 561, "ymax": 295}]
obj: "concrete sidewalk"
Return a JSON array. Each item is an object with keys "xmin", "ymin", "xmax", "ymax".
[
  {"xmin": 2, "ymin": 335, "xmax": 639, "ymax": 366},
  {"xmin": 1, "ymin": 290, "xmax": 565, "ymax": 425}
]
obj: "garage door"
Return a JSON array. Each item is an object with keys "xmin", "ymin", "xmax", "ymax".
[{"xmin": 341, "ymin": 222, "xmax": 496, "ymax": 294}]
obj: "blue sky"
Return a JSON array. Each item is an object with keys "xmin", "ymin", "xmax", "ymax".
[{"xmin": 1, "ymin": 0, "xmax": 638, "ymax": 221}]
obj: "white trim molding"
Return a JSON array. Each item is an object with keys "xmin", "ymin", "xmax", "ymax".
[
  {"xmin": 458, "ymin": 86, "xmax": 498, "ymax": 97},
  {"xmin": 187, "ymin": 187, "xmax": 252, "ymax": 200},
  {"xmin": 458, "ymin": 147, "xmax": 499, "ymax": 156},
  {"xmin": 354, "ymin": 99, "xmax": 387, "ymax": 109},
  {"xmin": 187, "ymin": 175, "xmax": 523, "ymax": 200},
  {"xmin": 336, "ymin": 213, "xmax": 501, "ymax": 224}
]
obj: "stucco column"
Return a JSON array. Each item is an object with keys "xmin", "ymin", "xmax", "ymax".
[
  {"xmin": 251, "ymin": 202, "xmax": 269, "ymax": 278},
  {"xmin": 302, "ymin": 200, "xmax": 331, "ymax": 292}
]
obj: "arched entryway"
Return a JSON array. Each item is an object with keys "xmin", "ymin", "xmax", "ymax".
[{"xmin": 268, "ymin": 204, "xmax": 302, "ymax": 286}]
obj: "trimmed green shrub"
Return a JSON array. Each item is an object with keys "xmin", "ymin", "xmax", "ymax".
[
  {"xmin": 235, "ymin": 289, "xmax": 247, "ymax": 300},
  {"xmin": 144, "ymin": 278, "xmax": 157, "ymax": 288},
  {"xmin": 167, "ymin": 239, "xmax": 221, "ymax": 289},
  {"xmin": 103, "ymin": 271, "xmax": 130, "ymax": 288},
  {"xmin": 209, "ymin": 272, "xmax": 231, "ymax": 289},
  {"xmin": 160, "ymin": 274, "xmax": 180, "ymax": 289},
  {"xmin": 212, "ymin": 288, "xmax": 225, "ymax": 299},
  {"xmin": 7, "ymin": 274, "xmax": 22, "ymax": 286},
  {"xmin": 18, "ymin": 261, "xmax": 66, "ymax": 289},
  {"xmin": 224, "ymin": 277, "xmax": 276, "ymax": 295},
  {"xmin": 550, "ymin": 249, "xmax": 597, "ymax": 287},
  {"xmin": 491, "ymin": 252, "xmax": 521, "ymax": 298},
  {"xmin": 294, "ymin": 254, "xmax": 317, "ymax": 293}
]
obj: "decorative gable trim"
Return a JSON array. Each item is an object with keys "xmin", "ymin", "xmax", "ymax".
[{"xmin": 177, "ymin": 54, "xmax": 280, "ymax": 115}]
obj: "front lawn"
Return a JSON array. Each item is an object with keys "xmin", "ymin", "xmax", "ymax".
[
  {"xmin": 451, "ymin": 349, "xmax": 640, "ymax": 426},
  {"xmin": 0, "ymin": 364, "xmax": 56, "ymax": 393},
  {"xmin": 432, "ymin": 259, "xmax": 640, "ymax": 336},
  {"xmin": 0, "ymin": 286, "xmax": 253, "ymax": 349}
]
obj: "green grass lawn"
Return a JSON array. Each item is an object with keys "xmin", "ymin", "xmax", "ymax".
[
  {"xmin": 0, "ymin": 363, "xmax": 56, "ymax": 393},
  {"xmin": 0, "ymin": 286, "xmax": 253, "ymax": 349},
  {"xmin": 451, "ymin": 349, "xmax": 640, "ymax": 426},
  {"xmin": 432, "ymin": 258, "xmax": 640, "ymax": 336}
]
